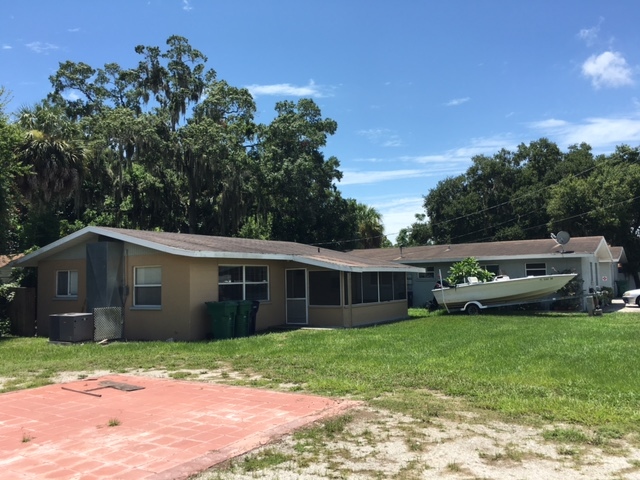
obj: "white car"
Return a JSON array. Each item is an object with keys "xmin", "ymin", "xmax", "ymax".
[{"xmin": 622, "ymin": 288, "xmax": 640, "ymax": 307}]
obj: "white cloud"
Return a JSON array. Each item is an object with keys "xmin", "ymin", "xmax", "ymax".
[
  {"xmin": 446, "ymin": 97, "xmax": 470, "ymax": 107},
  {"xmin": 577, "ymin": 18, "xmax": 603, "ymax": 46},
  {"xmin": 383, "ymin": 138, "xmax": 403, "ymax": 147},
  {"xmin": 246, "ymin": 80, "xmax": 327, "ymax": 98},
  {"xmin": 25, "ymin": 41, "xmax": 59, "ymax": 54},
  {"xmin": 407, "ymin": 135, "xmax": 517, "ymax": 165},
  {"xmin": 529, "ymin": 118, "xmax": 569, "ymax": 129},
  {"xmin": 529, "ymin": 115, "xmax": 640, "ymax": 150},
  {"xmin": 67, "ymin": 27, "xmax": 80, "ymax": 33},
  {"xmin": 582, "ymin": 51, "xmax": 634, "ymax": 89},
  {"xmin": 63, "ymin": 91, "xmax": 81, "ymax": 101},
  {"xmin": 340, "ymin": 169, "xmax": 429, "ymax": 186},
  {"xmin": 371, "ymin": 195, "xmax": 426, "ymax": 243},
  {"xmin": 182, "ymin": 0, "xmax": 193, "ymax": 11},
  {"xmin": 2, "ymin": 44, "xmax": 11, "ymax": 50},
  {"xmin": 358, "ymin": 128, "xmax": 403, "ymax": 147}
]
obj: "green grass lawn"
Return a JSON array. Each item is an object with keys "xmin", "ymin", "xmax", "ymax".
[{"xmin": 2, "ymin": 310, "xmax": 639, "ymax": 433}]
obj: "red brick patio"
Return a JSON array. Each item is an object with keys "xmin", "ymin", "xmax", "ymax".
[{"xmin": 0, "ymin": 375, "xmax": 357, "ymax": 479}]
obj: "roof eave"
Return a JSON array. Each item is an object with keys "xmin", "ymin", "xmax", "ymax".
[{"xmin": 15, "ymin": 226, "xmax": 424, "ymax": 273}]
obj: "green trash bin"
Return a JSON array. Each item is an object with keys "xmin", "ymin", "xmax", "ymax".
[
  {"xmin": 205, "ymin": 301, "xmax": 238, "ymax": 339},
  {"xmin": 235, "ymin": 300, "xmax": 254, "ymax": 338}
]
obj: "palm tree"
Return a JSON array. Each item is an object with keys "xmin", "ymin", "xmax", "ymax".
[
  {"xmin": 15, "ymin": 102, "xmax": 86, "ymax": 213},
  {"xmin": 354, "ymin": 202, "xmax": 385, "ymax": 249}
]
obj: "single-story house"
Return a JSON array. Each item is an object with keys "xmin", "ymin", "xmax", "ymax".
[
  {"xmin": 350, "ymin": 236, "xmax": 629, "ymax": 308},
  {"xmin": 14, "ymin": 226, "xmax": 424, "ymax": 341}
]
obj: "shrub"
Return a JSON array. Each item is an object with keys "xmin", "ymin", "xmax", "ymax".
[
  {"xmin": 0, "ymin": 282, "xmax": 17, "ymax": 336},
  {"xmin": 552, "ymin": 271, "xmax": 583, "ymax": 311},
  {"xmin": 446, "ymin": 257, "xmax": 495, "ymax": 285}
]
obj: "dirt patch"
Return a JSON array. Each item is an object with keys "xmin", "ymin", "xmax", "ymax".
[{"xmin": 195, "ymin": 405, "xmax": 640, "ymax": 479}]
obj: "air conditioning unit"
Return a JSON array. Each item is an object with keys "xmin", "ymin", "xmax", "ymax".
[{"xmin": 49, "ymin": 313, "xmax": 94, "ymax": 343}]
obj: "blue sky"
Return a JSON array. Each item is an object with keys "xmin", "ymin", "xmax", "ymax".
[{"xmin": 2, "ymin": 1, "xmax": 640, "ymax": 243}]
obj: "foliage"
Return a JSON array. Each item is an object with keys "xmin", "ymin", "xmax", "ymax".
[
  {"xmin": 1, "ymin": 36, "xmax": 374, "ymax": 252},
  {"xmin": 351, "ymin": 201, "xmax": 385, "ymax": 248},
  {"xmin": 599, "ymin": 286, "xmax": 614, "ymax": 305},
  {"xmin": 411, "ymin": 139, "xmax": 640, "ymax": 286},
  {"xmin": 396, "ymin": 213, "xmax": 432, "ymax": 247},
  {"xmin": 446, "ymin": 257, "xmax": 495, "ymax": 285},
  {"xmin": 552, "ymin": 271, "xmax": 583, "ymax": 311},
  {"xmin": 0, "ymin": 88, "xmax": 26, "ymax": 254},
  {"xmin": 0, "ymin": 282, "xmax": 17, "ymax": 336},
  {"xmin": 422, "ymin": 139, "xmax": 597, "ymax": 244}
]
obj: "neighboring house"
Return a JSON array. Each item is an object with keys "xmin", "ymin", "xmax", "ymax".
[
  {"xmin": 350, "ymin": 236, "xmax": 628, "ymax": 308},
  {"xmin": 14, "ymin": 226, "xmax": 424, "ymax": 341}
]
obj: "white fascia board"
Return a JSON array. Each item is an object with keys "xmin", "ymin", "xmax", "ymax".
[
  {"xmin": 14, "ymin": 226, "xmax": 98, "ymax": 267},
  {"xmin": 593, "ymin": 238, "xmax": 614, "ymax": 262},
  {"xmin": 478, "ymin": 253, "xmax": 592, "ymax": 261}
]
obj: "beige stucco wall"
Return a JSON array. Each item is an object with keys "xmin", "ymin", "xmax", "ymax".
[
  {"xmin": 350, "ymin": 300, "xmax": 408, "ymax": 327},
  {"xmin": 124, "ymin": 253, "xmax": 192, "ymax": 340},
  {"xmin": 36, "ymin": 258, "xmax": 87, "ymax": 337},
  {"xmin": 188, "ymin": 257, "xmax": 288, "ymax": 335},
  {"xmin": 34, "ymin": 240, "xmax": 410, "ymax": 340},
  {"xmin": 308, "ymin": 306, "xmax": 344, "ymax": 327}
]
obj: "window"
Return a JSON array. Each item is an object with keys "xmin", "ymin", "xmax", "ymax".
[
  {"xmin": 525, "ymin": 263, "xmax": 546, "ymax": 277},
  {"xmin": 418, "ymin": 266, "xmax": 435, "ymax": 279},
  {"xmin": 393, "ymin": 272, "xmax": 407, "ymax": 300},
  {"xmin": 134, "ymin": 266, "xmax": 161, "ymax": 307},
  {"xmin": 482, "ymin": 264, "xmax": 500, "ymax": 276},
  {"xmin": 379, "ymin": 272, "xmax": 393, "ymax": 301},
  {"xmin": 309, "ymin": 271, "xmax": 341, "ymax": 305},
  {"xmin": 363, "ymin": 272, "xmax": 379, "ymax": 303},
  {"xmin": 56, "ymin": 270, "xmax": 78, "ymax": 297},
  {"xmin": 219, "ymin": 266, "xmax": 269, "ymax": 301},
  {"xmin": 351, "ymin": 271, "xmax": 407, "ymax": 304},
  {"xmin": 352, "ymin": 273, "xmax": 363, "ymax": 305}
]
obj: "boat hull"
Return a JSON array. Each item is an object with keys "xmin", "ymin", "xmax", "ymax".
[{"xmin": 432, "ymin": 274, "xmax": 576, "ymax": 310}]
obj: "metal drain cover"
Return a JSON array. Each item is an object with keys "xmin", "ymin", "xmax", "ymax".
[{"xmin": 98, "ymin": 380, "xmax": 145, "ymax": 391}]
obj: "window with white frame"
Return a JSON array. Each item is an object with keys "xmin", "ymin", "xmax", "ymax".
[
  {"xmin": 134, "ymin": 266, "xmax": 162, "ymax": 307},
  {"xmin": 418, "ymin": 266, "xmax": 435, "ymax": 279},
  {"xmin": 56, "ymin": 270, "xmax": 78, "ymax": 297},
  {"xmin": 525, "ymin": 263, "xmax": 546, "ymax": 277},
  {"xmin": 218, "ymin": 266, "xmax": 269, "ymax": 301}
]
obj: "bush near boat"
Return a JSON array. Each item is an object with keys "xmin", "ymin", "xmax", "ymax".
[{"xmin": 446, "ymin": 257, "xmax": 494, "ymax": 285}]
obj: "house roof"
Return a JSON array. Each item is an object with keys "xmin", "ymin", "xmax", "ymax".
[
  {"xmin": 0, "ymin": 254, "xmax": 24, "ymax": 269},
  {"xmin": 349, "ymin": 236, "xmax": 619, "ymax": 264},
  {"xmin": 609, "ymin": 246, "xmax": 627, "ymax": 263},
  {"xmin": 15, "ymin": 226, "xmax": 424, "ymax": 274}
]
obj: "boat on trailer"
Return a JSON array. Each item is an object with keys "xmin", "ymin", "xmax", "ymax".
[{"xmin": 432, "ymin": 273, "xmax": 577, "ymax": 314}]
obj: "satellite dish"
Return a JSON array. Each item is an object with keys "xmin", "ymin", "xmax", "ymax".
[{"xmin": 556, "ymin": 231, "xmax": 570, "ymax": 245}]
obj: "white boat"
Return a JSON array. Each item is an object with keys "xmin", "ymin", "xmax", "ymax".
[{"xmin": 432, "ymin": 273, "xmax": 577, "ymax": 314}]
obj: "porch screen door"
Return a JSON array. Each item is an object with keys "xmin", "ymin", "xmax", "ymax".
[{"xmin": 286, "ymin": 269, "xmax": 308, "ymax": 325}]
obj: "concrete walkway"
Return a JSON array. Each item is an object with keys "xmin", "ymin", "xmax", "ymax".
[
  {"xmin": 605, "ymin": 298, "xmax": 639, "ymax": 313},
  {"xmin": 0, "ymin": 375, "xmax": 357, "ymax": 479}
]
